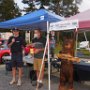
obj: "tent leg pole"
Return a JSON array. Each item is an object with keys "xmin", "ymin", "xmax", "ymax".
[
  {"xmin": 84, "ymin": 32, "xmax": 90, "ymax": 51},
  {"xmin": 36, "ymin": 37, "xmax": 48, "ymax": 90},
  {"xmin": 29, "ymin": 31, "xmax": 30, "ymax": 43},
  {"xmin": 35, "ymin": 21, "xmax": 51, "ymax": 90},
  {"xmin": 47, "ymin": 21, "xmax": 51, "ymax": 90},
  {"xmin": 84, "ymin": 32, "xmax": 88, "ymax": 41},
  {"xmin": 75, "ymin": 28, "xmax": 78, "ymax": 57}
]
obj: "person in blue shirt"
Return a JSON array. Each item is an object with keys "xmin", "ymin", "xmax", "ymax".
[{"xmin": 50, "ymin": 36, "xmax": 56, "ymax": 58}]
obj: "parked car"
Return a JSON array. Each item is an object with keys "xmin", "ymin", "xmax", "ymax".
[
  {"xmin": 0, "ymin": 43, "xmax": 35, "ymax": 63},
  {"xmin": 0, "ymin": 44, "xmax": 11, "ymax": 63}
]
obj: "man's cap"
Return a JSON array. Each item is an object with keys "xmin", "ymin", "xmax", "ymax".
[{"xmin": 12, "ymin": 28, "xmax": 19, "ymax": 31}]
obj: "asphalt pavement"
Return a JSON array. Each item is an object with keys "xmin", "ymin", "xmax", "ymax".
[{"xmin": 0, "ymin": 64, "xmax": 90, "ymax": 90}]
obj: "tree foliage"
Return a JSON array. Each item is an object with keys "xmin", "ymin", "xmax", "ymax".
[
  {"xmin": 0, "ymin": 0, "xmax": 21, "ymax": 21},
  {"xmin": 22, "ymin": 0, "xmax": 82, "ymax": 17}
]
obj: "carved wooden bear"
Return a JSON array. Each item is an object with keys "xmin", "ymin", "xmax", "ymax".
[{"xmin": 59, "ymin": 38, "xmax": 74, "ymax": 90}]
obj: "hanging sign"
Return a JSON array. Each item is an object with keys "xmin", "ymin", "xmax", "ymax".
[{"xmin": 50, "ymin": 20, "xmax": 79, "ymax": 31}]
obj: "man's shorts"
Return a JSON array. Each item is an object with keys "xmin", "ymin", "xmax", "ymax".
[
  {"xmin": 34, "ymin": 58, "xmax": 44, "ymax": 71},
  {"xmin": 11, "ymin": 53, "xmax": 23, "ymax": 68}
]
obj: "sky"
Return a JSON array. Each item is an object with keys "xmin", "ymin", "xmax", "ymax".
[
  {"xmin": 79, "ymin": 0, "xmax": 90, "ymax": 12},
  {"xmin": 14, "ymin": 0, "xmax": 90, "ymax": 12},
  {"xmin": 14, "ymin": 0, "xmax": 28, "ymax": 10}
]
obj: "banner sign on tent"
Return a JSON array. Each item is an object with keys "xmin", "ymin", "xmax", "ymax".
[{"xmin": 50, "ymin": 20, "xmax": 79, "ymax": 31}]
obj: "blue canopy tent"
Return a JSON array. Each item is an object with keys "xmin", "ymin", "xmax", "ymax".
[
  {"xmin": 0, "ymin": 9, "xmax": 64, "ymax": 90},
  {"xmin": 0, "ymin": 9, "xmax": 64, "ymax": 31}
]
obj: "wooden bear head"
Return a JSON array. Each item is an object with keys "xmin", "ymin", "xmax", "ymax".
[{"xmin": 62, "ymin": 38, "xmax": 74, "ymax": 56}]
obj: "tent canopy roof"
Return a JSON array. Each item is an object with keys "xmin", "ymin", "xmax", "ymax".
[
  {"xmin": 66, "ymin": 9, "xmax": 90, "ymax": 29},
  {"xmin": 67, "ymin": 9, "xmax": 90, "ymax": 22},
  {"xmin": 0, "ymin": 9, "xmax": 64, "ymax": 31}
]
